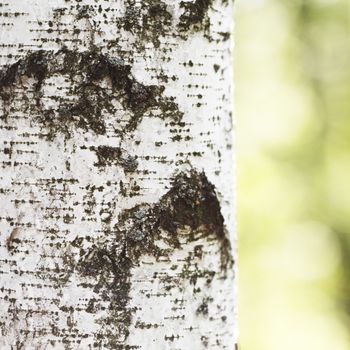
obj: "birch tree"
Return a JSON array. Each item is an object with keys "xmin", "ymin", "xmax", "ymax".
[{"xmin": 0, "ymin": 0, "xmax": 236, "ymax": 349}]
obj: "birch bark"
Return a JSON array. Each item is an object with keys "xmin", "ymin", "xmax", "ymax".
[{"xmin": 0, "ymin": 1, "xmax": 236, "ymax": 349}]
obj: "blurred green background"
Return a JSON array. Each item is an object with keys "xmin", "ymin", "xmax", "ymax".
[{"xmin": 236, "ymin": 0, "xmax": 350, "ymax": 349}]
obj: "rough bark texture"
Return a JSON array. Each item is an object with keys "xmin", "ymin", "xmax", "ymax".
[{"xmin": 0, "ymin": 1, "xmax": 235, "ymax": 349}]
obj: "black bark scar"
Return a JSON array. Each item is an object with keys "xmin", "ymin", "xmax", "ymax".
[
  {"xmin": 72, "ymin": 168, "xmax": 233, "ymax": 349},
  {"xmin": 0, "ymin": 48, "xmax": 183, "ymax": 139}
]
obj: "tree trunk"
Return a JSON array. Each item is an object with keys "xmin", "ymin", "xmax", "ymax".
[{"xmin": 0, "ymin": 1, "xmax": 235, "ymax": 349}]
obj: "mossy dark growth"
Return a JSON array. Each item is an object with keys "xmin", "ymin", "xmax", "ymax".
[
  {"xmin": 74, "ymin": 168, "xmax": 232, "ymax": 348},
  {"xmin": 0, "ymin": 47, "xmax": 183, "ymax": 139},
  {"xmin": 90, "ymin": 145, "xmax": 138, "ymax": 173},
  {"xmin": 119, "ymin": 0, "xmax": 173, "ymax": 48}
]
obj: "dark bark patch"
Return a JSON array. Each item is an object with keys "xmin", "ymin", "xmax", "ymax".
[
  {"xmin": 80, "ymin": 168, "xmax": 232, "ymax": 275},
  {"xmin": 218, "ymin": 31, "xmax": 231, "ymax": 41},
  {"xmin": 89, "ymin": 145, "xmax": 138, "ymax": 173},
  {"xmin": 119, "ymin": 0, "xmax": 173, "ymax": 49},
  {"xmin": 177, "ymin": 0, "xmax": 231, "ymax": 41},
  {"xmin": 178, "ymin": 0, "xmax": 212, "ymax": 35},
  {"xmin": 6, "ymin": 228, "xmax": 20, "ymax": 252},
  {"xmin": 196, "ymin": 302, "xmax": 209, "ymax": 316},
  {"xmin": 74, "ymin": 168, "xmax": 233, "ymax": 348},
  {"xmin": 213, "ymin": 64, "xmax": 220, "ymax": 73},
  {"xmin": 0, "ymin": 48, "xmax": 183, "ymax": 140},
  {"xmin": 115, "ymin": 0, "xmax": 230, "ymax": 45}
]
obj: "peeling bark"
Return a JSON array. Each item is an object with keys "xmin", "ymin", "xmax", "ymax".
[{"xmin": 0, "ymin": 1, "xmax": 235, "ymax": 349}]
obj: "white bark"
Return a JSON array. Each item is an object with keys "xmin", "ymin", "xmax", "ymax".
[{"xmin": 0, "ymin": 1, "xmax": 236, "ymax": 349}]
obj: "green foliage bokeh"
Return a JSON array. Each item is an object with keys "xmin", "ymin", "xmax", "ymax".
[{"xmin": 236, "ymin": 0, "xmax": 350, "ymax": 349}]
